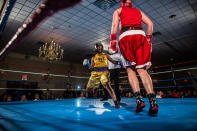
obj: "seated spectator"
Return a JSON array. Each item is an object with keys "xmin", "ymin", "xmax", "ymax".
[
  {"xmin": 128, "ymin": 92, "xmax": 133, "ymax": 97},
  {"xmin": 171, "ymin": 90, "xmax": 180, "ymax": 98},
  {"xmin": 156, "ymin": 91, "xmax": 161, "ymax": 98},
  {"xmin": 193, "ymin": 90, "xmax": 197, "ymax": 97},
  {"xmin": 20, "ymin": 94, "xmax": 27, "ymax": 101},
  {"xmin": 156, "ymin": 91, "xmax": 166, "ymax": 98},
  {"xmin": 3, "ymin": 94, "xmax": 8, "ymax": 102},
  {"xmin": 34, "ymin": 93, "xmax": 40, "ymax": 101},
  {"xmin": 42, "ymin": 94, "xmax": 47, "ymax": 100},
  {"xmin": 160, "ymin": 91, "xmax": 166, "ymax": 98},
  {"xmin": 185, "ymin": 90, "xmax": 191, "ymax": 97},
  {"xmin": 7, "ymin": 95, "xmax": 12, "ymax": 102},
  {"xmin": 167, "ymin": 90, "xmax": 172, "ymax": 97},
  {"xmin": 179, "ymin": 91, "xmax": 185, "ymax": 98},
  {"xmin": 80, "ymin": 92, "xmax": 86, "ymax": 98}
]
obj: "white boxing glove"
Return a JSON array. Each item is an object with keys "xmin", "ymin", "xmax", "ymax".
[{"xmin": 83, "ymin": 58, "xmax": 90, "ymax": 69}]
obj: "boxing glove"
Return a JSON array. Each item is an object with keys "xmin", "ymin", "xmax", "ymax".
[
  {"xmin": 110, "ymin": 34, "xmax": 118, "ymax": 53},
  {"xmin": 83, "ymin": 58, "xmax": 90, "ymax": 69},
  {"xmin": 146, "ymin": 35, "xmax": 152, "ymax": 52}
]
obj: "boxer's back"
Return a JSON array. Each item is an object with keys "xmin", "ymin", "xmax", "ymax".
[{"xmin": 120, "ymin": 7, "xmax": 142, "ymax": 28}]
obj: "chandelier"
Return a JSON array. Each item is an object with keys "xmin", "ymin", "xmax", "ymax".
[{"xmin": 38, "ymin": 38, "xmax": 64, "ymax": 61}]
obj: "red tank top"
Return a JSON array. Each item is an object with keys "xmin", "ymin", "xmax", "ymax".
[{"xmin": 120, "ymin": 7, "xmax": 142, "ymax": 28}]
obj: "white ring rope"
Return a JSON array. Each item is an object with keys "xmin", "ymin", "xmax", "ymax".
[
  {"xmin": 1, "ymin": 67, "xmax": 197, "ymax": 79},
  {"xmin": 0, "ymin": 69, "xmax": 89, "ymax": 79}
]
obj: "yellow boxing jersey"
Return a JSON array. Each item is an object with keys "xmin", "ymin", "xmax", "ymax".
[
  {"xmin": 87, "ymin": 53, "xmax": 110, "ymax": 89},
  {"xmin": 93, "ymin": 53, "xmax": 108, "ymax": 68}
]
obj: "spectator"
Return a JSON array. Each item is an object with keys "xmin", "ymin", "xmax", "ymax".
[
  {"xmin": 156, "ymin": 91, "xmax": 161, "ymax": 98},
  {"xmin": 20, "ymin": 94, "xmax": 27, "ymax": 101},
  {"xmin": 80, "ymin": 92, "xmax": 86, "ymax": 98},
  {"xmin": 171, "ymin": 90, "xmax": 180, "ymax": 98},
  {"xmin": 193, "ymin": 90, "xmax": 197, "ymax": 97},
  {"xmin": 34, "ymin": 93, "xmax": 40, "ymax": 101},
  {"xmin": 7, "ymin": 95, "xmax": 12, "ymax": 102},
  {"xmin": 179, "ymin": 91, "xmax": 185, "ymax": 98},
  {"xmin": 128, "ymin": 92, "xmax": 133, "ymax": 97},
  {"xmin": 185, "ymin": 90, "xmax": 191, "ymax": 97},
  {"xmin": 160, "ymin": 91, "xmax": 166, "ymax": 98}
]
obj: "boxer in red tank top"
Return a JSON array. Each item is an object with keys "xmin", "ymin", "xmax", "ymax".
[{"xmin": 110, "ymin": 0, "xmax": 158, "ymax": 114}]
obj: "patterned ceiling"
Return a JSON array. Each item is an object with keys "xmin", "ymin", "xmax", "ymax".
[{"xmin": 0, "ymin": 0, "xmax": 197, "ymax": 66}]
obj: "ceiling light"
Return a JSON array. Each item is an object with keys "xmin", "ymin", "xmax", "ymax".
[
  {"xmin": 38, "ymin": 38, "xmax": 64, "ymax": 62},
  {"xmin": 152, "ymin": 31, "xmax": 162, "ymax": 36},
  {"xmin": 169, "ymin": 14, "xmax": 176, "ymax": 19}
]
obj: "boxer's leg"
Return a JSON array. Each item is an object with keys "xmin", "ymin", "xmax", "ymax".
[
  {"xmin": 127, "ymin": 67, "xmax": 145, "ymax": 113},
  {"xmin": 137, "ymin": 69, "xmax": 158, "ymax": 114}
]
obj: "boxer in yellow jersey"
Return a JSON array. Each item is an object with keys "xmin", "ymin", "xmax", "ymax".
[{"xmin": 87, "ymin": 43, "xmax": 120, "ymax": 108}]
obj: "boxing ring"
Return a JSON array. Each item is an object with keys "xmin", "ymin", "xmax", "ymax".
[
  {"xmin": 0, "ymin": 60, "xmax": 197, "ymax": 131},
  {"xmin": 0, "ymin": 0, "xmax": 197, "ymax": 130},
  {"xmin": 0, "ymin": 98, "xmax": 197, "ymax": 131}
]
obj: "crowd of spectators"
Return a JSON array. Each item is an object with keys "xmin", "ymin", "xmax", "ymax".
[{"xmin": 1, "ymin": 85, "xmax": 197, "ymax": 102}]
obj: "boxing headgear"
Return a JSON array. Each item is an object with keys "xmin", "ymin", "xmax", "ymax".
[
  {"xmin": 95, "ymin": 43, "xmax": 103, "ymax": 52},
  {"xmin": 120, "ymin": 0, "xmax": 132, "ymax": 7}
]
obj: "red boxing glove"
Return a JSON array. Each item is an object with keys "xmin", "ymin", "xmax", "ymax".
[
  {"xmin": 110, "ymin": 34, "xmax": 118, "ymax": 53},
  {"xmin": 146, "ymin": 35, "xmax": 152, "ymax": 52},
  {"xmin": 146, "ymin": 35, "xmax": 152, "ymax": 43},
  {"xmin": 110, "ymin": 34, "xmax": 117, "ymax": 41},
  {"xmin": 110, "ymin": 41, "xmax": 118, "ymax": 53}
]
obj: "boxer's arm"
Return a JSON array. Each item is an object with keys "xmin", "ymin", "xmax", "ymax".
[
  {"xmin": 111, "ymin": 9, "xmax": 120, "ymax": 34},
  {"xmin": 141, "ymin": 11, "xmax": 153, "ymax": 36},
  {"xmin": 141, "ymin": 11, "xmax": 153, "ymax": 52},
  {"xmin": 90, "ymin": 57, "xmax": 95, "ymax": 69},
  {"xmin": 107, "ymin": 54, "xmax": 117, "ymax": 65},
  {"xmin": 110, "ymin": 9, "xmax": 120, "ymax": 52}
]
